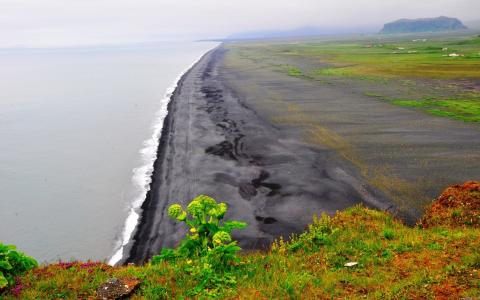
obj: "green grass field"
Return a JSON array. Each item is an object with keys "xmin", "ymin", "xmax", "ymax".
[
  {"xmin": 277, "ymin": 36, "xmax": 480, "ymax": 79},
  {"xmin": 229, "ymin": 34, "xmax": 480, "ymax": 122}
]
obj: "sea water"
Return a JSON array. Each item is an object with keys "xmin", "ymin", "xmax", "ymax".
[{"xmin": 0, "ymin": 41, "xmax": 218, "ymax": 263}]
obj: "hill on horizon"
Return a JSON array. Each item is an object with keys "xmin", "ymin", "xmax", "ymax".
[{"xmin": 380, "ymin": 16, "xmax": 468, "ymax": 34}]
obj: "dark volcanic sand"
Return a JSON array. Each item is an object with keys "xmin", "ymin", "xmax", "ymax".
[
  {"xmin": 125, "ymin": 47, "xmax": 393, "ymax": 264},
  {"xmin": 220, "ymin": 43, "xmax": 480, "ymax": 214}
]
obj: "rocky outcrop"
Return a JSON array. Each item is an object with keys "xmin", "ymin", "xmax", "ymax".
[{"xmin": 380, "ymin": 16, "xmax": 467, "ymax": 34}]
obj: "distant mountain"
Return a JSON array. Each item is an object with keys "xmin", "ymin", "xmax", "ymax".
[
  {"xmin": 380, "ymin": 16, "xmax": 467, "ymax": 34},
  {"xmin": 226, "ymin": 26, "xmax": 375, "ymax": 40}
]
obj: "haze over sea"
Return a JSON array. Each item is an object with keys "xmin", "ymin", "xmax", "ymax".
[{"xmin": 0, "ymin": 41, "xmax": 217, "ymax": 263}]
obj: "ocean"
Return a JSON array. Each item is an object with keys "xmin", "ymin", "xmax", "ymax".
[{"xmin": 0, "ymin": 41, "xmax": 218, "ymax": 264}]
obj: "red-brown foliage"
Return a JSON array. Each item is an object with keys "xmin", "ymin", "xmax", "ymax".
[{"xmin": 420, "ymin": 181, "xmax": 480, "ymax": 228}]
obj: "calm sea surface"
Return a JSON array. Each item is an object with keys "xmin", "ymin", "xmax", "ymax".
[{"xmin": 0, "ymin": 41, "xmax": 217, "ymax": 263}]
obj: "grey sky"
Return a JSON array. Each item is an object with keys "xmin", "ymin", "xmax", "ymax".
[{"xmin": 1, "ymin": 0, "xmax": 478, "ymax": 47}]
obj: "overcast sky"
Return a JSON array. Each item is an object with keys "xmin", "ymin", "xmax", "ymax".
[{"xmin": 1, "ymin": 0, "xmax": 478, "ymax": 48}]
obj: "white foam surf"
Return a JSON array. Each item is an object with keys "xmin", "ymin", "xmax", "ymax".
[{"xmin": 108, "ymin": 48, "xmax": 214, "ymax": 266}]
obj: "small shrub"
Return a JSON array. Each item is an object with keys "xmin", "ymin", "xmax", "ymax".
[
  {"xmin": 428, "ymin": 242, "xmax": 443, "ymax": 250},
  {"xmin": 151, "ymin": 195, "xmax": 247, "ymax": 295},
  {"xmin": 273, "ymin": 213, "xmax": 337, "ymax": 254},
  {"xmin": 382, "ymin": 228, "xmax": 395, "ymax": 240},
  {"xmin": 381, "ymin": 249, "xmax": 394, "ymax": 260},
  {"xmin": 463, "ymin": 253, "xmax": 480, "ymax": 269},
  {"xmin": 395, "ymin": 244, "xmax": 413, "ymax": 253},
  {"xmin": 0, "ymin": 243, "xmax": 37, "ymax": 289},
  {"xmin": 303, "ymin": 214, "xmax": 337, "ymax": 248},
  {"xmin": 451, "ymin": 210, "xmax": 461, "ymax": 218}
]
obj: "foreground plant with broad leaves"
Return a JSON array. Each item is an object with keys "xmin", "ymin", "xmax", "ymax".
[
  {"xmin": 2, "ymin": 183, "xmax": 479, "ymax": 299},
  {"xmin": 0, "ymin": 243, "xmax": 37, "ymax": 289},
  {"xmin": 151, "ymin": 195, "xmax": 247, "ymax": 296}
]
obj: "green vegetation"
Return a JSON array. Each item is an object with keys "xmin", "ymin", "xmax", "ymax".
[
  {"xmin": 312, "ymin": 67, "xmax": 387, "ymax": 82},
  {"xmin": 152, "ymin": 195, "xmax": 247, "ymax": 296},
  {"xmin": 392, "ymin": 98, "xmax": 480, "ymax": 122},
  {"xmin": 0, "ymin": 243, "xmax": 37, "ymax": 289},
  {"xmin": 313, "ymin": 67, "xmax": 352, "ymax": 77},
  {"xmin": 280, "ymin": 65, "xmax": 304, "ymax": 77},
  {"xmin": 285, "ymin": 37, "xmax": 480, "ymax": 79},
  {"xmin": 230, "ymin": 34, "xmax": 480, "ymax": 80},
  {"xmin": 228, "ymin": 34, "xmax": 480, "ymax": 122},
  {"xmin": 2, "ymin": 182, "xmax": 480, "ymax": 299}
]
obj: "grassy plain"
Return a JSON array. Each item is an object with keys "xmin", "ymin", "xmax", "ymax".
[
  {"xmin": 229, "ymin": 33, "xmax": 480, "ymax": 122},
  {"xmin": 284, "ymin": 37, "xmax": 480, "ymax": 79}
]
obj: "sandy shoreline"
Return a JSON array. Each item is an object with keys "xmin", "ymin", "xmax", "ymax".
[{"xmin": 124, "ymin": 46, "xmax": 394, "ymax": 264}]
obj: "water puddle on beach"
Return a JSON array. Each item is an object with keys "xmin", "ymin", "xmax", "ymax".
[{"xmin": 0, "ymin": 41, "xmax": 218, "ymax": 263}]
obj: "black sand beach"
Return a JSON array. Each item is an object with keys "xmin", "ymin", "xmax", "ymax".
[
  {"xmin": 126, "ymin": 45, "xmax": 480, "ymax": 264},
  {"xmin": 125, "ymin": 47, "xmax": 393, "ymax": 264}
]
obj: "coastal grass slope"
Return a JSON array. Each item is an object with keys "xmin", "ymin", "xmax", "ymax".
[{"xmin": 2, "ymin": 182, "xmax": 479, "ymax": 299}]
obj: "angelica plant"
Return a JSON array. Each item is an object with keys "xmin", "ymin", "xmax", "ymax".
[{"xmin": 151, "ymin": 195, "xmax": 247, "ymax": 295}]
